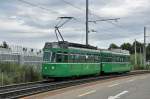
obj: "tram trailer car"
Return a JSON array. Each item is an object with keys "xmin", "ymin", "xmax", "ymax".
[{"xmin": 42, "ymin": 41, "xmax": 132, "ymax": 78}]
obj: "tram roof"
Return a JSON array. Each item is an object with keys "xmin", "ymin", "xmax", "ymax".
[{"xmin": 44, "ymin": 41, "xmax": 130, "ymax": 55}]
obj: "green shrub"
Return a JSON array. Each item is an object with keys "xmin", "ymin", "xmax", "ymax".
[
  {"xmin": 0, "ymin": 73, "xmax": 13, "ymax": 86},
  {"xmin": 130, "ymin": 54, "xmax": 149, "ymax": 70},
  {"xmin": 0, "ymin": 63, "xmax": 42, "ymax": 86}
]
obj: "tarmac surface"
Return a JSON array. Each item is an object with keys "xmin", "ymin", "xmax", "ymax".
[{"xmin": 22, "ymin": 74, "xmax": 150, "ymax": 99}]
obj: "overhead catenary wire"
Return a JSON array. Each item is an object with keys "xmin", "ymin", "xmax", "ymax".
[
  {"xmin": 61, "ymin": 0, "xmax": 132, "ymax": 32},
  {"xmin": 16, "ymin": 0, "xmax": 85, "ymax": 29},
  {"xmin": 16, "ymin": 0, "xmax": 60, "ymax": 15},
  {"xmin": 16, "ymin": 0, "xmax": 85, "ymax": 24},
  {"xmin": 61, "ymin": 0, "xmax": 84, "ymax": 13}
]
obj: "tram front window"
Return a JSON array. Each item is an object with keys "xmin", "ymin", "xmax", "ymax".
[{"xmin": 43, "ymin": 52, "xmax": 51, "ymax": 62}]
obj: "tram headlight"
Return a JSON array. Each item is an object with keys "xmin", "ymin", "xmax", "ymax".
[
  {"xmin": 44, "ymin": 67, "xmax": 47, "ymax": 69},
  {"xmin": 51, "ymin": 66, "xmax": 55, "ymax": 70}
]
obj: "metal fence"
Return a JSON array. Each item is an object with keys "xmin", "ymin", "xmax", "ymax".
[
  {"xmin": 0, "ymin": 45, "xmax": 43, "ymax": 70},
  {"xmin": 147, "ymin": 60, "xmax": 150, "ymax": 65}
]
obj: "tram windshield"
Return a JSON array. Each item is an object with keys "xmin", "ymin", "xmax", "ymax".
[{"xmin": 43, "ymin": 52, "xmax": 51, "ymax": 62}]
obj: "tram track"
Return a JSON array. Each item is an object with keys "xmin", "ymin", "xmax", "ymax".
[
  {"xmin": 0, "ymin": 70, "xmax": 150, "ymax": 99},
  {"xmin": 0, "ymin": 80, "xmax": 48, "ymax": 93}
]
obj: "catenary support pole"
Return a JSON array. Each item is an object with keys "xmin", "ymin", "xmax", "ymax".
[
  {"xmin": 143, "ymin": 27, "xmax": 146, "ymax": 68},
  {"xmin": 140, "ymin": 47, "xmax": 143, "ymax": 66},
  {"xmin": 135, "ymin": 39, "xmax": 137, "ymax": 65},
  {"xmin": 86, "ymin": 0, "xmax": 89, "ymax": 45}
]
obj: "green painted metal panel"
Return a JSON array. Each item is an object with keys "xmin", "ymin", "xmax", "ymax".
[
  {"xmin": 42, "ymin": 63, "xmax": 70, "ymax": 77},
  {"xmin": 70, "ymin": 63, "xmax": 100, "ymax": 76},
  {"xmin": 102, "ymin": 62, "xmax": 132, "ymax": 73},
  {"xmin": 42, "ymin": 63, "xmax": 101, "ymax": 77}
]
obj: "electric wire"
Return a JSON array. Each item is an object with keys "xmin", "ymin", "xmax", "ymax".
[{"xmin": 61, "ymin": 0, "xmax": 131, "ymax": 32}]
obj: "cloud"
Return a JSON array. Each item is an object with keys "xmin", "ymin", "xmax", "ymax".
[
  {"xmin": 92, "ymin": 0, "xmax": 150, "ymax": 17},
  {"xmin": 0, "ymin": 0, "xmax": 150, "ymax": 49}
]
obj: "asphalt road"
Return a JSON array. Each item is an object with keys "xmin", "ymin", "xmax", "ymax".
[{"xmin": 24, "ymin": 74, "xmax": 150, "ymax": 99}]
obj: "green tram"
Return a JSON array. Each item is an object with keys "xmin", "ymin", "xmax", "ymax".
[{"xmin": 42, "ymin": 41, "xmax": 132, "ymax": 78}]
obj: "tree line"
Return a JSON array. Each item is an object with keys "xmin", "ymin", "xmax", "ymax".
[{"xmin": 108, "ymin": 41, "xmax": 150, "ymax": 61}]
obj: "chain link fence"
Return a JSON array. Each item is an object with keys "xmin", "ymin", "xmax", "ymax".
[{"xmin": 0, "ymin": 45, "xmax": 43, "ymax": 70}]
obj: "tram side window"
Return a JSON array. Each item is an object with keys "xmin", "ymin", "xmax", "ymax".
[
  {"xmin": 125, "ymin": 56, "xmax": 127, "ymax": 62},
  {"xmin": 102, "ymin": 57, "xmax": 107, "ymax": 62},
  {"xmin": 107, "ymin": 54, "xmax": 112, "ymax": 62},
  {"xmin": 125, "ymin": 57, "xmax": 127, "ymax": 62},
  {"xmin": 117, "ymin": 57, "xmax": 120, "ymax": 62},
  {"xmin": 112, "ymin": 55, "xmax": 115, "ymax": 62},
  {"xmin": 68, "ymin": 53, "xmax": 78, "ymax": 63},
  {"xmin": 102, "ymin": 54, "xmax": 110, "ymax": 62},
  {"xmin": 115, "ymin": 56, "xmax": 117, "ymax": 62},
  {"xmin": 74, "ymin": 54, "xmax": 79, "ymax": 63},
  {"xmin": 68, "ymin": 54, "xmax": 74, "ymax": 63},
  {"xmin": 86, "ymin": 55, "xmax": 90, "ymax": 63},
  {"xmin": 120, "ymin": 57, "xmax": 123, "ymax": 62},
  {"xmin": 79, "ymin": 55, "xmax": 86, "ymax": 63},
  {"xmin": 64, "ymin": 54, "xmax": 68, "ymax": 62},
  {"xmin": 56, "ymin": 53, "xmax": 62, "ymax": 62},
  {"xmin": 127, "ymin": 56, "xmax": 130, "ymax": 62},
  {"xmin": 88, "ymin": 55, "xmax": 95, "ymax": 63},
  {"xmin": 119, "ymin": 57, "xmax": 121, "ymax": 62},
  {"xmin": 122, "ymin": 57, "xmax": 124, "ymax": 62},
  {"xmin": 115, "ymin": 56, "xmax": 118, "ymax": 62},
  {"xmin": 121, "ymin": 57, "xmax": 123, "ymax": 62},
  {"xmin": 123, "ymin": 57, "xmax": 125, "ymax": 62},
  {"xmin": 108, "ymin": 57, "xmax": 112, "ymax": 62},
  {"xmin": 119, "ymin": 57, "xmax": 122, "ymax": 62},
  {"xmin": 94, "ymin": 55, "xmax": 99, "ymax": 63},
  {"xmin": 68, "ymin": 53, "xmax": 100, "ymax": 63}
]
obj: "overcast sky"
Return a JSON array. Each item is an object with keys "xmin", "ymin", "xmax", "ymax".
[{"xmin": 0, "ymin": 0, "xmax": 150, "ymax": 49}]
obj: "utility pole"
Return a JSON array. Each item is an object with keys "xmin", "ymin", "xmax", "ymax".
[
  {"xmin": 85, "ymin": 0, "xmax": 119, "ymax": 45},
  {"xmin": 86, "ymin": 0, "xmax": 89, "ymax": 45},
  {"xmin": 143, "ymin": 26, "xmax": 146, "ymax": 67},
  {"xmin": 134, "ymin": 39, "xmax": 137, "ymax": 65},
  {"xmin": 140, "ymin": 47, "xmax": 143, "ymax": 66},
  {"xmin": 1, "ymin": 71, "xmax": 4, "ymax": 86}
]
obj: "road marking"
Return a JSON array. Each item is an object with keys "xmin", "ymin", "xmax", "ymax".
[
  {"xmin": 108, "ymin": 83, "xmax": 120, "ymax": 87},
  {"xmin": 139, "ymin": 76, "xmax": 147, "ymax": 80},
  {"xmin": 126, "ymin": 79, "xmax": 135, "ymax": 83},
  {"xmin": 108, "ymin": 91, "xmax": 129, "ymax": 99},
  {"xmin": 78, "ymin": 90, "xmax": 96, "ymax": 97}
]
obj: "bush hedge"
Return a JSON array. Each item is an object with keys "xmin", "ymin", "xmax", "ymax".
[{"xmin": 0, "ymin": 63, "xmax": 42, "ymax": 86}]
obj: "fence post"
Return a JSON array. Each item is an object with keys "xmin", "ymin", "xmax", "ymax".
[{"xmin": 1, "ymin": 72, "xmax": 3, "ymax": 86}]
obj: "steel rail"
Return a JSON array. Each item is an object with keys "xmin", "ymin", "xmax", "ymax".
[{"xmin": 0, "ymin": 80, "xmax": 48, "ymax": 93}]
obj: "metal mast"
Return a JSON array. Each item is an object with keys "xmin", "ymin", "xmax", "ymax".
[
  {"xmin": 86, "ymin": 0, "xmax": 89, "ymax": 45},
  {"xmin": 134, "ymin": 39, "xmax": 137, "ymax": 65},
  {"xmin": 143, "ymin": 26, "xmax": 146, "ymax": 67},
  {"xmin": 85, "ymin": 0, "xmax": 119, "ymax": 45}
]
